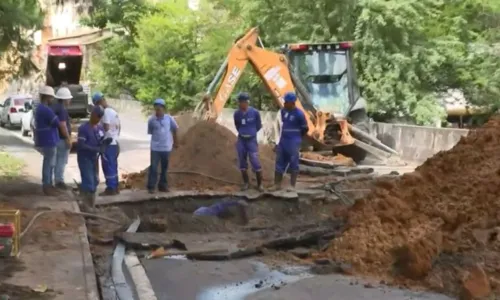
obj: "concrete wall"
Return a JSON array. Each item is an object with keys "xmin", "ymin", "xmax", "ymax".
[
  {"xmin": 105, "ymin": 98, "xmax": 469, "ymax": 163},
  {"xmin": 370, "ymin": 122, "xmax": 468, "ymax": 163}
]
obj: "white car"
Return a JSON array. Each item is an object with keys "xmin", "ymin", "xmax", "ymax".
[
  {"xmin": 0, "ymin": 95, "xmax": 32, "ymax": 129},
  {"xmin": 20, "ymin": 103, "xmax": 34, "ymax": 136}
]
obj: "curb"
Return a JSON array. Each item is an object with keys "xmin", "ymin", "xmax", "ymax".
[
  {"xmin": 125, "ymin": 251, "xmax": 157, "ymax": 300},
  {"xmin": 70, "ymin": 200, "xmax": 100, "ymax": 300}
]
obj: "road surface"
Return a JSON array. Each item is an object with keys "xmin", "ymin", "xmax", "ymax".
[{"xmin": 141, "ymin": 257, "xmax": 452, "ymax": 300}]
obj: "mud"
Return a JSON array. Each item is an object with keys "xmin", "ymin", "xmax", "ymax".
[
  {"xmin": 121, "ymin": 121, "xmax": 276, "ymax": 191},
  {"xmin": 118, "ymin": 196, "xmax": 336, "ymax": 233},
  {"xmin": 0, "ymin": 182, "xmax": 82, "ymax": 252},
  {"xmin": 0, "ymin": 257, "xmax": 25, "ymax": 282},
  {"xmin": 301, "ymin": 152, "xmax": 355, "ymax": 166},
  {"xmin": 0, "ymin": 283, "xmax": 55, "ymax": 300},
  {"xmin": 316, "ymin": 116, "xmax": 500, "ymax": 297}
]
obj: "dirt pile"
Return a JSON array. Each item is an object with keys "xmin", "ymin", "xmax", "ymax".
[
  {"xmin": 122, "ymin": 121, "xmax": 275, "ymax": 191},
  {"xmin": 316, "ymin": 117, "xmax": 500, "ymax": 297}
]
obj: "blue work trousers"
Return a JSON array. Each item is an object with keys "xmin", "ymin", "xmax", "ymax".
[
  {"xmin": 236, "ymin": 137, "xmax": 261, "ymax": 172},
  {"xmin": 147, "ymin": 151, "xmax": 170, "ymax": 190},
  {"xmin": 55, "ymin": 139, "xmax": 70, "ymax": 183},
  {"xmin": 275, "ymin": 140, "xmax": 301, "ymax": 174},
  {"xmin": 41, "ymin": 146, "xmax": 57, "ymax": 186},
  {"xmin": 78, "ymin": 154, "xmax": 98, "ymax": 193},
  {"xmin": 101, "ymin": 144, "xmax": 119, "ymax": 190}
]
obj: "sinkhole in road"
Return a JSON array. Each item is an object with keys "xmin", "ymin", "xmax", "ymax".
[
  {"xmin": 90, "ymin": 195, "xmax": 347, "ymax": 299},
  {"xmin": 112, "ymin": 194, "xmax": 346, "ymax": 262},
  {"xmin": 116, "ymin": 195, "xmax": 344, "ymax": 236}
]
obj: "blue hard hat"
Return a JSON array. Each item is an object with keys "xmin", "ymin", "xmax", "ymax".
[
  {"xmin": 237, "ymin": 92, "xmax": 250, "ymax": 102},
  {"xmin": 92, "ymin": 92, "xmax": 104, "ymax": 104},
  {"xmin": 91, "ymin": 105, "xmax": 104, "ymax": 118},
  {"xmin": 283, "ymin": 92, "xmax": 297, "ymax": 103},
  {"xmin": 153, "ymin": 98, "xmax": 165, "ymax": 107}
]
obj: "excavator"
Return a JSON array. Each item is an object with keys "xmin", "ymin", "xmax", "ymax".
[{"xmin": 195, "ymin": 27, "xmax": 399, "ymax": 164}]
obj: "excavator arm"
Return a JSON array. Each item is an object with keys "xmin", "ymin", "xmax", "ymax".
[
  {"xmin": 197, "ymin": 27, "xmax": 328, "ymax": 142},
  {"xmin": 196, "ymin": 27, "xmax": 400, "ymax": 164}
]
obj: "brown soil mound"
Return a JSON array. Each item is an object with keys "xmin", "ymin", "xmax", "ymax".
[
  {"xmin": 122, "ymin": 121, "xmax": 275, "ymax": 191},
  {"xmin": 316, "ymin": 117, "xmax": 500, "ymax": 297}
]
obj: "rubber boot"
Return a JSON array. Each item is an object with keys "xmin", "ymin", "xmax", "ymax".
[
  {"xmin": 81, "ymin": 192, "xmax": 96, "ymax": 213},
  {"xmin": 241, "ymin": 170, "xmax": 250, "ymax": 191},
  {"xmin": 287, "ymin": 172, "xmax": 298, "ymax": 192},
  {"xmin": 79, "ymin": 191, "xmax": 91, "ymax": 212},
  {"xmin": 43, "ymin": 185, "xmax": 58, "ymax": 196},
  {"xmin": 255, "ymin": 171, "xmax": 264, "ymax": 192},
  {"xmin": 269, "ymin": 171, "xmax": 283, "ymax": 192}
]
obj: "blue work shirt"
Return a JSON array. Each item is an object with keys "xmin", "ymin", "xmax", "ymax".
[
  {"xmin": 34, "ymin": 103, "xmax": 60, "ymax": 147},
  {"xmin": 77, "ymin": 122, "xmax": 104, "ymax": 157},
  {"xmin": 52, "ymin": 102, "xmax": 71, "ymax": 139},
  {"xmin": 193, "ymin": 200, "xmax": 244, "ymax": 216},
  {"xmin": 233, "ymin": 107, "xmax": 262, "ymax": 138},
  {"xmin": 147, "ymin": 114, "xmax": 178, "ymax": 152},
  {"xmin": 280, "ymin": 108, "xmax": 308, "ymax": 142}
]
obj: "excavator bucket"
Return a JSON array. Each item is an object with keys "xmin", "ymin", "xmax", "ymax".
[{"xmin": 337, "ymin": 119, "xmax": 355, "ymax": 145}]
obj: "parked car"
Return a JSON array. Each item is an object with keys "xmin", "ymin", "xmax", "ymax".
[
  {"xmin": 0, "ymin": 95, "xmax": 33, "ymax": 128},
  {"xmin": 20, "ymin": 100, "xmax": 34, "ymax": 136}
]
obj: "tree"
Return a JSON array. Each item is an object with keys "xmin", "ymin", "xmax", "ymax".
[
  {"xmin": 87, "ymin": 0, "xmax": 500, "ymax": 124},
  {"xmin": 83, "ymin": 0, "xmax": 153, "ymax": 97},
  {"xmin": 0, "ymin": 0, "xmax": 44, "ymax": 79}
]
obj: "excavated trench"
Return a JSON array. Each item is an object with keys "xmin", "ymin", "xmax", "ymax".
[{"xmin": 84, "ymin": 194, "xmax": 349, "ymax": 299}]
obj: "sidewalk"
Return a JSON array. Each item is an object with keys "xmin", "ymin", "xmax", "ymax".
[{"xmin": 0, "ymin": 128, "xmax": 98, "ymax": 300}]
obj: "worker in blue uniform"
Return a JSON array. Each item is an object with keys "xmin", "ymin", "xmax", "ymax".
[
  {"xmin": 76, "ymin": 106, "xmax": 109, "ymax": 211},
  {"xmin": 35, "ymin": 85, "xmax": 67, "ymax": 196},
  {"xmin": 272, "ymin": 92, "xmax": 308, "ymax": 191},
  {"xmin": 92, "ymin": 92, "xmax": 121, "ymax": 196},
  {"xmin": 233, "ymin": 92, "xmax": 263, "ymax": 191}
]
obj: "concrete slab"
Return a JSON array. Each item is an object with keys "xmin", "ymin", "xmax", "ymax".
[{"xmin": 96, "ymin": 189, "xmax": 299, "ymax": 206}]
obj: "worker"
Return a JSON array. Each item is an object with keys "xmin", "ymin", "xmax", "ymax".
[
  {"xmin": 193, "ymin": 199, "xmax": 249, "ymax": 224},
  {"xmin": 233, "ymin": 92, "xmax": 263, "ymax": 191},
  {"xmin": 92, "ymin": 92, "xmax": 121, "ymax": 196},
  {"xmin": 34, "ymin": 85, "xmax": 64, "ymax": 196},
  {"xmin": 272, "ymin": 92, "xmax": 308, "ymax": 191},
  {"xmin": 52, "ymin": 87, "xmax": 73, "ymax": 190},
  {"xmin": 147, "ymin": 98, "xmax": 179, "ymax": 194},
  {"xmin": 76, "ymin": 106, "xmax": 109, "ymax": 211}
]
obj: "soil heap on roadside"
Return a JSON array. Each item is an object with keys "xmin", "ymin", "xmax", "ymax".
[
  {"xmin": 121, "ymin": 121, "xmax": 275, "ymax": 191},
  {"xmin": 316, "ymin": 117, "xmax": 500, "ymax": 298}
]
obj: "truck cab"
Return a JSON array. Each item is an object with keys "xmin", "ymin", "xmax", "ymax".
[
  {"xmin": 282, "ymin": 42, "xmax": 368, "ymax": 125},
  {"xmin": 46, "ymin": 44, "xmax": 89, "ymax": 118}
]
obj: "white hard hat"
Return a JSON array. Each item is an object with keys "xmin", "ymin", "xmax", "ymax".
[
  {"xmin": 39, "ymin": 85, "xmax": 55, "ymax": 97},
  {"xmin": 55, "ymin": 87, "xmax": 72, "ymax": 100}
]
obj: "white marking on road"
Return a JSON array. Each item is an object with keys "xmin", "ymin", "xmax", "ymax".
[
  {"xmin": 125, "ymin": 251, "xmax": 158, "ymax": 300},
  {"xmin": 197, "ymin": 263, "xmax": 312, "ymax": 300}
]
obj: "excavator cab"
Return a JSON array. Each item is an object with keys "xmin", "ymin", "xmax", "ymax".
[{"xmin": 282, "ymin": 42, "xmax": 368, "ymax": 123}]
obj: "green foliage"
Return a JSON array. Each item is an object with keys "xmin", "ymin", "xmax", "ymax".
[
  {"xmin": 0, "ymin": 0, "xmax": 44, "ymax": 79},
  {"xmin": 81, "ymin": 0, "xmax": 152, "ymax": 36},
  {"xmin": 87, "ymin": 0, "xmax": 500, "ymax": 124}
]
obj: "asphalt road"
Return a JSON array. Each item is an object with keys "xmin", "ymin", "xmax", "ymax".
[{"xmin": 142, "ymin": 257, "xmax": 452, "ymax": 300}]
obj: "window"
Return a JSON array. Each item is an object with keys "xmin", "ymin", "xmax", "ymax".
[
  {"xmin": 4, "ymin": 98, "xmax": 11, "ymax": 107},
  {"xmin": 289, "ymin": 50, "xmax": 350, "ymax": 115},
  {"xmin": 13, "ymin": 98, "xmax": 31, "ymax": 106}
]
